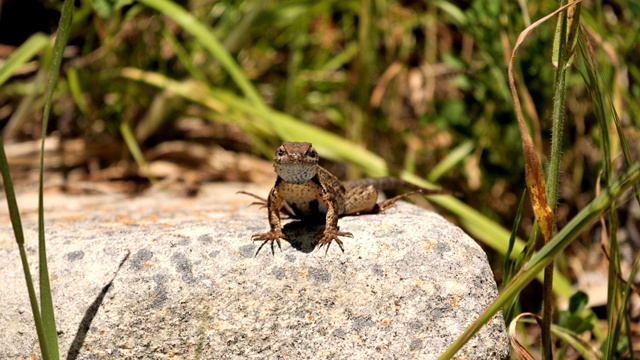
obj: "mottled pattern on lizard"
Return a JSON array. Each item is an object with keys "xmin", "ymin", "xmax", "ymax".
[{"xmin": 250, "ymin": 141, "xmax": 447, "ymax": 253}]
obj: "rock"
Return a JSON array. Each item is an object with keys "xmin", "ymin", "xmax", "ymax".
[{"xmin": 0, "ymin": 183, "xmax": 509, "ymax": 359}]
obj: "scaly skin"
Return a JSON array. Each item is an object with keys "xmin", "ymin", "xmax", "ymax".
[{"xmin": 251, "ymin": 142, "xmax": 447, "ymax": 253}]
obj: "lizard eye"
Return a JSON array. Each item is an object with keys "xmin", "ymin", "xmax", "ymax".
[
  {"xmin": 309, "ymin": 149, "xmax": 318, "ymax": 158},
  {"xmin": 275, "ymin": 147, "xmax": 285, "ymax": 157}
]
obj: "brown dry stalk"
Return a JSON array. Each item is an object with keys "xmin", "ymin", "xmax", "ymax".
[
  {"xmin": 600, "ymin": 244, "xmax": 640, "ymax": 297},
  {"xmin": 509, "ymin": 312, "xmax": 542, "ymax": 360},
  {"xmin": 507, "ymin": 0, "xmax": 584, "ymax": 245}
]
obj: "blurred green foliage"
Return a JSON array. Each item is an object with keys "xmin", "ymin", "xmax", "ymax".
[{"xmin": 2, "ymin": 1, "xmax": 637, "ymax": 213}]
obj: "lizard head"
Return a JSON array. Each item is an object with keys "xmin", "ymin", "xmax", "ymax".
[{"xmin": 273, "ymin": 142, "xmax": 319, "ymax": 184}]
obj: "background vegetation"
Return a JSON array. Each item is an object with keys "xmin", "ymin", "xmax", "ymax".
[{"xmin": 1, "ymin": 0, "xmax": 639, "ymax": 358}]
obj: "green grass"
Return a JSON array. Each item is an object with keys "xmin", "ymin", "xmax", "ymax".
[{"xmin": 0, "ymin": 0, "xmax": 75, "ymax": 358}]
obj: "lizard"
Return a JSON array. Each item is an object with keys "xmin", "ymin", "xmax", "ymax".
[{"xmin": 247, "ymin": 141, "xmax": 449, "ymax": 253}]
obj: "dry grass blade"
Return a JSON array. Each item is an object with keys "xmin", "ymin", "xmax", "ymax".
[
  {"xmin": 509, "ymin": 312, "xmax": 542, "ymax": 360},
  {"xmin": 508, "ymin": 4, "xmax": 584, "ymax": 358},
  {"xmin": 507, "ymin": 0, "xmax": 583, "ymax": 245}
]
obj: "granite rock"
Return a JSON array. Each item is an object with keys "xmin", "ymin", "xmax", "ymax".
[{"xmin": 0, "ymin": 183, "xmax": 509, "ymax": 359}]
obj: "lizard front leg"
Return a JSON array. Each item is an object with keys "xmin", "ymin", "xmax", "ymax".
[
  {"xmin": 317, "ymin": 191, "xmax": 353, "ymax": 253},
  {"xmin": 252, "ymin": 187, "xmax": 288, "ymax": 252}
]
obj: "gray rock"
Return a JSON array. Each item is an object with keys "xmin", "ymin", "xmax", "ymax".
[{"xmin": 0, "ymin": 183, "xmax": 509, "ymax": 359}]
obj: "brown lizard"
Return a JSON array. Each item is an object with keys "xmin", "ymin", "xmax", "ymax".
[{"xmin": 248, "ymin": 141, "xmax": 448, "ymax": 253}]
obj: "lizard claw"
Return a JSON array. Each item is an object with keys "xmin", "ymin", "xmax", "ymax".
[
  {"xmin": 252, "ymin": 231, "xmax": 288, "ymax": 255},
  {"xmin": 316, "ymin": 229, "xmax": 353, "ymax": 254}
]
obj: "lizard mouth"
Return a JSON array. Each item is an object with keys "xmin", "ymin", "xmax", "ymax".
[{"xmin": 274, "ymin": 163, "xmax": 317, "ymax": 184}]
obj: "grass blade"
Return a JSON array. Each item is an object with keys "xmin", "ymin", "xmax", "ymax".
[
  {"xmin": 0, "ymin": 137, "xmax": 51, "ymax": 359},
  {"xmin": 120, "ymin": 121, "xmax": 157, "ymax": 183},
  {"xmin": 621, "ymin": 254, "xmax": 640, "ymax": 356},
  {"xmin": 0, "ymin": 33, "xmax": 49, "ymax": 87},
  {"xmin": 427, "ymin": 140, "xmax": 474, "ymax": 183},
  {"xmin": 136, "ymin": 0, "xmax": 265, "ymax": 108},
  {"xmin": 543, "ymin": 0, "xmax": 580, "ymax": 354},
  {"xmin": 501, "ymin": 190, "xmax": 527, "ymax": 324},
  {"xmin": 37, "ymin": 0, "xmax": 76, "ymax": 357}
]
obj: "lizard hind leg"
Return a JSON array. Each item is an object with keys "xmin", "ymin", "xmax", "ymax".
[
  {"xmin": 343, "ymin": 185, "xmax": 380, "ymax": 215},
  {"xmin": 373, "ymin": 190, "xmax": 423, "ymax": 213},
  {"xmin": 345, "ymin": 185, "xmax": 423, "ymax": 214},
  {"xmin": 238, "ymin": 190, "xmax": 297, "ymax": 218},
  {"xmin": 237, "ymin": 191, "xmax": 268, "ymax": 208}
]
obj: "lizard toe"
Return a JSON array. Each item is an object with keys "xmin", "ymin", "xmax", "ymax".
[
  {"xmin": 252, "ymin": 231, "xmax": 288, "ymax": 241},
  {"xmin": 252, "ymin": 231, "xmax": 288, "ymax": 255},
  {"xmin": 317, "ymin": 229, "xmax": 350, "ymax": 253}
]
